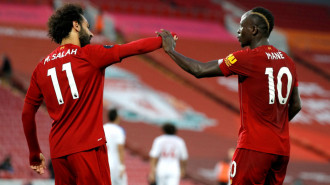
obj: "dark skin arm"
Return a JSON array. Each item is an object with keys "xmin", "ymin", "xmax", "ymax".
[
  {"xmin": 148, "ymin": 157, "xmax": 158, "ymax": 183},
  {"xmin": 157, "ymin": 29, "xmax": 224, "ymax": 78},
  {"xmin": 180, "ymin": 159, "xmax": 187, "ymax": 178},
  {"xmin": 288, "ymin": 86, "xmax": 302, "ymax": 121},
  {"xmin": 159, "ymin": 29, "xmax": 301, "ymax": 120}
]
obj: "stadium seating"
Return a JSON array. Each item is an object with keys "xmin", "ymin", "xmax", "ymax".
[
  {"xmin": 0, "ymin": 84, "xmax": 52, "ymax": 179},
  {"xmin": 0, "ymin": 0, "xmax": 52, "ymax": 5},
  {"xmin": 228, "ymin": 0, "xmax": 330, "ymax": 32},
  {"xmin": 90, "ymin": 0, "xmax": 224, "ymax": 22}
]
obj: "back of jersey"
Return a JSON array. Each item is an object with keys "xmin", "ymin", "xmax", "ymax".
[
  {"xmin": 27, "ymin": 44, "xmax": 107, "ymax": 158},
  {"xmin": 103, "ymin": 123, "xmax": 125, "ymax": 168},
  {"xmin": 149, "ymin": 135, "xmax": 188, "ymax": 176},
  {"xmin": 238, "ymin": 45, "xmax": 298, "ymax": 156},
  {"xmin": 219, "ymin": 45, "xmax": 298, "ymax": 156}
]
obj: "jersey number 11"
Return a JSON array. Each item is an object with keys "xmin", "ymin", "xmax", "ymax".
[{"xmin": 47, "ymin": 62, "xmax": 79, "ymax": 105}]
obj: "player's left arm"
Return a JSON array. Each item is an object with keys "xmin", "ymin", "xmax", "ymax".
[
  {"xmin": 118, "ymin": 37, "xmax": 162, "ymax": 59},
  {"xmin": 117, "ymin": 144, "xmax": 126, "ymax": 177},
  {"xmin": 88, "ymin": 32, "xmax": 176, "ymax": 69},
  {"xmin": 118, "ymin": 31, "xmax": 178, "ymax": 59},
  {"xmin": 158, "ymin": 29, "xmax": 224, "ymax": 78},
  {"xmin": 180, "ymin": 139, "xmax": 188, "ymax": 178},
  {"xmin": 288, "ymin": 86, "xmax": 302, "ymax": 121}
]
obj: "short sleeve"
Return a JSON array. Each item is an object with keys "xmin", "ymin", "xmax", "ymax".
[
  {"xmin": 179, "ymin": 139, "xmax": 188, "ymax": 160},
  {"xmin": 149, "ymin": 138, "xmax": 160, "ymax": 158},
  {"xmin": 25, "ymin": 68, "xmax": 43, "ymax": 106},
  {"xmin": 117, "ymin": 127, "xmax": 126, "ymax": 145},
  {"xmin": 219, "ymin": 49, "xmax": 253, "ymax": 77},
  {"xmin": 83, "ymin": 44, "xmax": 121, "ymax": 69}
]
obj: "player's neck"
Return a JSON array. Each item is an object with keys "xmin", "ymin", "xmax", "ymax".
[
  {"xmin": 61, "ymin": 34, "xmax": 81, "ymax": 47},
  {"xmin": 250, "ymin": 38, "xmax": 270, "ymax": 49}
]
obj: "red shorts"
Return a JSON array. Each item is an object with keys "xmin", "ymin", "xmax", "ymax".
[
  {"xmin": 52, "ymin": 145, "xmax": 111, "ymax": 185},
  {"xmin": 229, "ymin": 148, "xmax": 289, "ymax": 185}
]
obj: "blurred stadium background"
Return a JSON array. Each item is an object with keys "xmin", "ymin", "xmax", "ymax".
[{"xmin": 0, "ymin": 0, "xmax": 329, "ymax": 184}]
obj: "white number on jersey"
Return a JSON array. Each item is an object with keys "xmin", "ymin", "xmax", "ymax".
[
  {"xmin": 265, "ymin": 67, "xmax": 292, "ymax": 105},
  {"xmin": 161, "ymin": 148, "xmax": 175, "ymax": 158},
  {"xmin": 47, "ymin": 62, "xmax": 79, "ymax": 104}
]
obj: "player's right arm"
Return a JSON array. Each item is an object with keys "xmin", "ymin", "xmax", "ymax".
[
  {"xmin": 288, "ymin": 86, "xmax": 301, "ymax": 121},
  {"xmin": 180, "ymin": 159, "xmax": 187, "ymax": 178},
  {"xmin": 148, "ymin": 157, "xmax": 158, "ymax": 183},
  {"xmin": 158, "ymin": 29, "xmax": 224, "ymax": 78},
  {"xmin": 21, "ymin": 69, "xmax": 46, "ymax": 174}
]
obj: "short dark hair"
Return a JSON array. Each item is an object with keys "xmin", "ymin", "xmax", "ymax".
[
  {"xmin": 162, "ymin": 123, "xmax": 177, "ymax": 135},
  {"xmin": 47, "ymin": 4, "xmax": 84, "ymax": 44},
  {"xmin": 108, "ymin": 109, "xmax": 118, "ymax": 122},
  {"xmin": 251, "ymin": 7, "xmax": 274, "ymax": 36}
]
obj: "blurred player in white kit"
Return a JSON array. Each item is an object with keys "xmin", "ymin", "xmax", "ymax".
[
  {"xmin": 148, "ymin": 123, "xmax": 188, "ymax": 185},
  {"xmin": 103, "ymin": 109, "xmax": 127, "ymax": 185}
]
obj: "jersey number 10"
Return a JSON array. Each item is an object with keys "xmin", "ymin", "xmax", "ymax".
[
  {"xmin": 265, "ymin": 67, "xmax": 292, "ymax": 105},
  {"xmin": 47, "ymin": 62, "xmax": 79, "ymax": 105}
]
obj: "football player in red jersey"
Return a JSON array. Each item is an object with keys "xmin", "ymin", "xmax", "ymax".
[
  {"xmin": 158, "ymin": 7, "xmax": 301, "ymax": 185},
  {"xmin": 22, "ymin": 4, "xmax": 173, "ymax": 185}
]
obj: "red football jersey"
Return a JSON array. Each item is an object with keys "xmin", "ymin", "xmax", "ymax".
[
  {"xmin": 25, "ymin": 44, "xmax": 121, "ymax": 158},
  {"xmin": 219, "ymin": 45, "xmax": 298, "ymax": 156}
]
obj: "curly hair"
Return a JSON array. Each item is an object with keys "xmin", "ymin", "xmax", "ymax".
[
  {"xmin": 251, "ymin": 7, "xmax": 274, "ymax": 36},
  {"xmin": 162, "ymin": 123, "xmax": 177, "ymax": 135},
  {"xmin": 47, "ymin": 4, "xmax": 84, "ymax": 44}
]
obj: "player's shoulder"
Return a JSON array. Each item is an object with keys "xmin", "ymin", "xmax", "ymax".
[
  {"xmin": 174, "ymin": 135, "xmax": 185, "ymax": 143},
  {"xmin": 103, "ymin": 123, "xmax": 116, "ymax": 130},
  {"xmin": 107, "ymin": 123, "xmax": 125, "ymax": 133},
  {"xmin": 225, "ymin": 47, "xmax": 253, "ymax": 64},
  {"xmin": 154, "ymin": 135, "xmax": 168, "ymax": 142},
  {"xmin": 116, "ymin": 125, "xmax": 125, "ymax": 135},
  {"xmin": 81, "ymin": 44, "xmax": 97, "ymax": 50},
  {"xmin": 103, "ymin": 123, "xmax": 110, "ymax": 130},
  {"xmin": 231, "ymin": 47, "xmax": 254, "ymax": 57},
  {"xmin": 165, "ymin": 135, "xmax": 184, "ymax": 142},
  {"xmin": 38, "ymin": 47, "xmax": 58, "ymax": 66},
  {"xmin": 234, "ymin": 47, "xmax": 251, "ymax": 54},
  {"xmin": 104, "ymin": 123, "xmax": 117, "ymax": 128}
]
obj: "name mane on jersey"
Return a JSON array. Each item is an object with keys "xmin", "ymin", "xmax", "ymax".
[
  {"xmin": 44, "ymin": 48, "xmax": 78, "ymax": 64},
  {"xmin": 265, "ymin": 51, "xmax": 284, "ymax": 60}
]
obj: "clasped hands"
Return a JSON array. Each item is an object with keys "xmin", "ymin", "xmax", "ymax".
[{"xmin": 156, "ymin": 29, "xmax": 178, "ymax": 53}]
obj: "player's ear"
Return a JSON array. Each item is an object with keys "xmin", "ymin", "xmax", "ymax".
[
  {"xmin": 251, "ymin": 25, "xmax": 258, "ymax": 36},
  {"xmin": 73, "ymin": 21, "xmax": 80, "ymax": 32}
]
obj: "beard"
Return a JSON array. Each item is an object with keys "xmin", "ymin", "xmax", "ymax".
[
  {"xmin": 241, "ymin": 42, "xmax": 249, "ymax": 48},
  {"xmin": 79, "ymin": 28, "xmax": 91, "ymax": 47}
]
